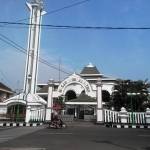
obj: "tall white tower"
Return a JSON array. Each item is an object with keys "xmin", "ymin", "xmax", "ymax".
[
  {"xmin": 2, "ymin": 0, "xmax": 47, "ymax": 123},
  {"xmin": 24, "ymin": 0, "xmax": 46, "ymax": 95}
]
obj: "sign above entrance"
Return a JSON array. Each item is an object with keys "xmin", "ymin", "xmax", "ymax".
[{"xmin": 58, "ymin": 74, "xmax": 91, "ymax": 94}]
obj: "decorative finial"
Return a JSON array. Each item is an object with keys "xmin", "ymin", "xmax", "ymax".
[
  {"xmin": 31, "ymin": 0, "xmax": 43, "ymax": 9},
  {"xmin": 32, "ymin": 0, "xmax": 43, "ymax": 3},
  {"xmin": 48, "ymin": 79, "xmax": 54, "ymax": 85},
  {"xmin": 87, "ymin": 62, "xmax": 94, "ymax": 68},
  {"xmin": 29, "ymin": 0, "xmax": 43, "ymax": 8}
]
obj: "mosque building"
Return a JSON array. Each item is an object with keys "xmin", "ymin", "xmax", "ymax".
[
  {"xmin": 37, "ymin": 63, "xmax": 117, "ymax": 121},
  {"xmin": 0, "ymin": 1, "xmax": 149, "ymax": 125},
  {"xmin": 0, "ymin": 0, "xmax": 117, "ymax": 122}
]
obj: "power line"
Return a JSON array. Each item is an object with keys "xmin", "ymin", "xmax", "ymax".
[
  {"xmin": 1, "ymin": 21, "xmax": 150, "ymax": 30},
  {"xmin": 0, "ymin": 0, "xmax": 90, "ymax": 76},
  {"xmin": 45, "ymin": 0, "xmax": 91, "ymax": 15},
  {"xmin": 0, "ymin": 69, "xmax": 12, "ymax": 85},
  {"xmin": 0, "ymin": 33, "xmax": 71, "ymax": 75},
  {"xmin": 0, "ymin": 36, "xmax": 26, "ymax": 54},
  {"xmin": 1, "ymin": 0, "xmax": 90, "ymax": 26}
]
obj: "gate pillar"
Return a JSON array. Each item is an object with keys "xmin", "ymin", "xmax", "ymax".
[
  {"xmin": 96, "ymin": 78, "xmax": 103, "ymax": 124},
  {"xmin": 25, "ymin": 106, "xmax": 31, "ymax": 123},
  {"xmin": 146, "ymin": 108, "xmax": 150, "ymax": 124},
  {"xmin": 46, "ymin": 79, "xmax": 54, "ymax": 122}
]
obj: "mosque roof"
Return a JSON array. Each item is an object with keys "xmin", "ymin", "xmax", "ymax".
[
  {"xmin": 0, "ymin": 82, "xmax": 13, "ymax": 93},
  {"xmin": 68, "ymin": 93, "xmax": 96, "ymax": 102},
  {"xmin": 80, "ymin": 63, "xmax": 100, "ymax": 75},
  {"xmin": 37, "ymin": 85, "xmax": 49, "ymax": 93}
]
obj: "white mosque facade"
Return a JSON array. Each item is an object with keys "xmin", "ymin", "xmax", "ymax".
[
  {"xmin": 0, "ymin": 0, "xmax": 117, "ymax": 122},
  {"xmin": 37, "ymin": 63, "xmax": 117, "ymax": 121},
  {"xmin": 0, "ymin": 63, "xmax": 117, "ymax": 122}
]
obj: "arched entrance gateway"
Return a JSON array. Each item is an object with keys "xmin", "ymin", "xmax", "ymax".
[
  {"xmin": 57, "ymin": 73, "xmax": 97, "ymax": 120},
  {"xmin": 44, "ymin": 63, "xmax": 116, "ymax": 122}
]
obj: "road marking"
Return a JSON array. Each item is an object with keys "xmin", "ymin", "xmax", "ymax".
[
  {"xmin": 0, "ymin": 135, "xmax": 13, "ymax": 137},
  {"xmin": 0, "ymin": 135, "xmax": 13, "ymax": 140},
  {"xmin": 0, "ymin": 126, "xmax": 45, "ymax": 144},
  {"xmin": 0, "ymin": 137, "xmax": 12, "ymax": 139},
  {"xmin": 0, "ymin": 127, "xmax": 14, "ymax": 130},
  {"xmin": 0, "ymin": 148, "xmax": 46, "ymax": 150},
  {"xmin": 41, "ymin": 132, "xmax": 73, "ymax": 135}
]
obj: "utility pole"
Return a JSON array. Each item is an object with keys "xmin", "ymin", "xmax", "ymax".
[
  {"xmin": 59, "ymin": 57, "xmax": 61, "ymax": 82},
  {"xmin": 24, "ymin": 0, "xmax": 46, "ymax": 96}
]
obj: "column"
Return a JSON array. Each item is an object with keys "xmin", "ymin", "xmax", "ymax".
[
  {"xmin": 62, "ymin": 95, "xmax": 65, "ymax": 115},
  {"xmin": 94, "ymin": 107, "xmax": 96, "ymax": 116},
  {"xmin": 96, "ymin": 78, "xmax": 103, "ymax": 124},
  {"xmin": 74, "ymin": 106, "xmax": 77, "ymax": 118},
  {"xmin": 119, "ymin": 107, "xmax": 128, "ymax": 124},
  {"xmin": 45, "ymin": 79, "xmax": 54, "ymax": 122},
  {"xmin": 25, "ymin": 106, "xmax": 31, "ymax": 123},
  {"xmin": 145, "ymin": 108, "xmax": 150, "ymax": 124}
]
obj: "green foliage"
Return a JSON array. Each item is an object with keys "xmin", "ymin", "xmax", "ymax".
[{"xmin": 112, "ymin": 79, "xmax": 150, "ymax": 111}]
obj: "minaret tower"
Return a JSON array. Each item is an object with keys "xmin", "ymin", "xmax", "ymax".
[{"xmin": 24, "ymin": 0, "xmax": 46, "ymax": 95}]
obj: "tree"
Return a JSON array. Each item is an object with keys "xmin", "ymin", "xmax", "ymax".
[
  {"xmin": 112, "ymin": 79, "xmax": 150, "ymax": 111},
  {"xmin": 53, "ymin": 96, "xmax": 65, "ymax": 112}
]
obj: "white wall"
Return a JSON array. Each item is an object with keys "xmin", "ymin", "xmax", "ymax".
[{"xmin": 0, "ymin": 104, "xmax": 7, "ymax": 115}]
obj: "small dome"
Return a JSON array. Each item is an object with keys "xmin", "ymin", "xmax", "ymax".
[
  {"xmin": 86, "ymin": 62, "xmax": 94, "ymax": 68},
  {"xmin": 80, "ymin": 63, "xmax": 100, "ymax": 74}
]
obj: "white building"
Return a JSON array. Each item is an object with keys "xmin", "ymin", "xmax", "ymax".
[
  {"xmin": 0, "ymin": 0, "xmax": 118, "ymax": 123},
  {"xmin": 37, "ymin": 63, "xmax": 117, "ymax": 121},
  {"xmin": 0, "ymin": 63, "xmax": 117, "ymax": 122}
]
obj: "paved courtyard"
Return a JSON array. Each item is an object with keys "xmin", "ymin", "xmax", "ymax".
[{"xmin": 0, "ymin": 123, "xmax": 149, "ymax": 150}]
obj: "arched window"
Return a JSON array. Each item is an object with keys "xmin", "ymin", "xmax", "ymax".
[
  {"xmin": 102, "ymin": 90, "xmax": 110, "ymax": 102},
  {"xmin": 65, "ymin": 90, "xmax": 76, "ymax": 101},
  {"xmin": 81, "ymin": 90, "xmax": 85, "ymax": 94}
]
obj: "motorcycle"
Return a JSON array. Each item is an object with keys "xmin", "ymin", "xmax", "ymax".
[{"xmin": 49, "ymin": 119, "xmax": 66, "ymax": 129}]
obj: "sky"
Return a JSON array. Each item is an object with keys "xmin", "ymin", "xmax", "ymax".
[{"xmin": 0, "ymin": 0, "xmax": 150, "ymax": 90}]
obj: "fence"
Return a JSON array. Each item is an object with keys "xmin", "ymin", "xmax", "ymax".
[
  {"xmin": 127, "ymin": 112, "xmax": 146, "ymax": 124},
  {"xmin": 104, "ymin": 109, "xmax": 120, "ymax": 123},
  {"xmin": 29, "ymin": 108, "xmax": 148, "ymax": 124},
  {"xmin": 104, "ymin": 108, "xmax": 148, "ymax": 124},
  {"xmin": 30, "ymin": 108, "xmax": 46, "ymax": 122}
]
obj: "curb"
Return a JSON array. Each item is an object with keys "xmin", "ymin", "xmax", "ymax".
[
  {"xmin": 0, "ymin": 122, "xmax": 43, "ymax": 127},
  {"xmin": 105, "ymin": 123, "xmax": 150, "ymax": 129}
]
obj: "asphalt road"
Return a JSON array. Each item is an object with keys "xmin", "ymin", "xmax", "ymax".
[{"xmin": 0, "ymin": 123, "xmax": 150, "ymax": 150}]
